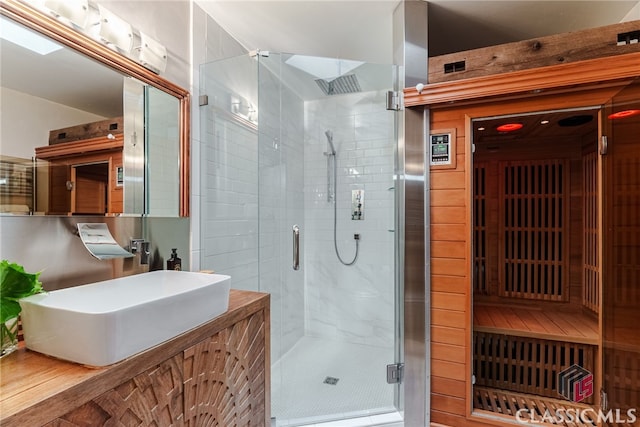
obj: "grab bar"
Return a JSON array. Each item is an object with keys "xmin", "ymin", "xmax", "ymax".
[{"xmin": 292, "ymin": 224, "xmax": 300, "ymax": 270}]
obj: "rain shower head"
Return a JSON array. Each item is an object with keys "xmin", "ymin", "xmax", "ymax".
[{"xmin": 315, "ymin": 74, "xmax": 361, "ymax": 96}]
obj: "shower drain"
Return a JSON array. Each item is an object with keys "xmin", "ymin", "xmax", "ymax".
[{"xmin": 323, "ymin": 376, "xmax": 339, "ymax": 385}]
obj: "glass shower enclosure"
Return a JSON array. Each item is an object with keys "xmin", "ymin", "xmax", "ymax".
[{"xmin": 199, "ymin": 52, "xmax": 402, "ymax": 426}]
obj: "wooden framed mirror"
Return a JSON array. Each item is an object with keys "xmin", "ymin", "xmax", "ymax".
[{"xmin": 0, "ymin": 0, "xmax": 190, "ymax": 216}]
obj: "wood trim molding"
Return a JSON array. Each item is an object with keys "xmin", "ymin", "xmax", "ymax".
[
  {"xmin": 35, "ymin": 135, "xmax": 124, "ymax": 160},
  {"xmin": 180, "ymin": 94, "xmax": 191, "ymax": 217},
  {"xmin": 1, "ymin": 0, "xmax": 191, "ymax": 217},
  {"xmin": 405, "ymin": 52, "xmax": 640, "ymax": 107}
]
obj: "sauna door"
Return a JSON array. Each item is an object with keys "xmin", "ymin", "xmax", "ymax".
[
  {"xmin": 601, "ymin": 78, "xmax": 640, "ymax": 420},
  {"xmin": 71, "ymin": 163, "xmax": 109, "ymax": 214}
]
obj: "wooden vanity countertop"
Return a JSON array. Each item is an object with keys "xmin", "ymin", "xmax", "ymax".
[{"xmin": 0, "ymin": 289, "xmax": 269, "ymax": 427}]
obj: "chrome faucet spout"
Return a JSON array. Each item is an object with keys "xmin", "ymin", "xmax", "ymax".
[{"xmin": 140, "ymin": 241, "xmax": 151, "ymax": 265}]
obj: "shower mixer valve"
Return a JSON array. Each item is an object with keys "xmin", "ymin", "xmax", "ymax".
[{"xmin": 351, "ymin": 190, "xmax": 364, "ymax": 220}]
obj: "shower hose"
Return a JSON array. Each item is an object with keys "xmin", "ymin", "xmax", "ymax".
[{"xmin": 331, "ymin": 151, "xmax": 359, "ymax": 266}]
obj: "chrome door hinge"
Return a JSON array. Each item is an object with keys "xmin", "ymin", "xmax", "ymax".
[
  {"xmin": 386, "ymin": 91, "xmax": 402, "ymax": 111},
  {"xmin": 199, "ymin": 95, "xmax": 209, "ymax": 106},
  {"xmin": 600, "ymin": 389, "xmax": 608, "ymax": 411},
  {"xmin": 386, "ymin": 363, "xmax": 404, "ymax": 384},
  {"xmin": 249, "ymin": 49, "xmax": 270, "ymax": 58},
  {"xmin": 600, "ymin": 135, "xmax": 608, "ymax": 155}
]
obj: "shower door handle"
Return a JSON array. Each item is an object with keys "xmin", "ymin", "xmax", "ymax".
[{"xmin": 292, "ymin": 224, "xmax": 300, "ymax": 270}]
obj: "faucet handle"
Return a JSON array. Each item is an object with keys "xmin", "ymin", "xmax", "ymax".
[{"xmin": 130, "ymin": 239, "xmax": 145, "ymax": 253}]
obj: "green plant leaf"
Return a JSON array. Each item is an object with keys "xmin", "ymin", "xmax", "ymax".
[
  {"xmin": 0, "ymin": 298, "xmax": 21, "ymax": 324},
  {"xmin": 0, "ymin": 260, "xmax": 43, "ymax": 322},
  {"xmin": 0, "ymin": 260, "xmax": 43, "ymax": 299}
]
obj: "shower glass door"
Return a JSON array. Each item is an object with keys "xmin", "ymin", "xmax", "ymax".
[{"xmin": 200, "ymin": 53, "xmax": 402, "ymax": 426}]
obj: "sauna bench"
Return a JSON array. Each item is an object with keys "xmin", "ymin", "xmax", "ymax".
[
  {"xmin": 0, "ymin": 289, "xmax": 270, "ymax": 427},
  {"xmin": 474, "ymin": 302, "xmax": 599, "ymax": 345}
]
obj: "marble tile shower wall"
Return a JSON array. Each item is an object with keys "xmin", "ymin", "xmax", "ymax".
[{"xmin": 303, "ymin": 90, "xmax": 396, "ymax": 348}]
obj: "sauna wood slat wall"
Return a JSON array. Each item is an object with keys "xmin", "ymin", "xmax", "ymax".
[
  {"xmin": 498, "ymin": 159, "xmax": 570, "ymax": 302},
  {"xmin": 431, "ymin": 109, "xmax": 469, "ymax": 425},
  {"xmin": 473, "ymin": 331, "xmax": 596, "ymax": 404},
  {"xmin": 582, "ymin": 150, "xmax": 599, "ymax": 314}
]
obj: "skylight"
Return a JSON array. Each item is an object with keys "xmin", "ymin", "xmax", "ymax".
[
  {"xmin": 0, "ymin": 16, "xmax": 63, "ymax": 55},
  {"xmin": 285, "ymin": 55, "xmax": 364, "ymax": 80}
]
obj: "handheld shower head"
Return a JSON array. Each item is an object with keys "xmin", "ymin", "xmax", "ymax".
[{"xmin": 325, "ymin": 130, "xmax": 336, "ymax": 155}]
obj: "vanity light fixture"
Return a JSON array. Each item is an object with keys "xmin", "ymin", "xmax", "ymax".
[
  {"xmin": 43, "ymin": 0, "xmax": 89, "ymax": 29},
  {"xmin": 97, "ymin": 4, "xmax": 133, "ymax": 54},
  {"xmin": 137, "ymin": 31, "xmax": 167, "ymax": 74},
  {"xmin": 19, "ymin": 0, "xmax": 169, "ymax": 74}
]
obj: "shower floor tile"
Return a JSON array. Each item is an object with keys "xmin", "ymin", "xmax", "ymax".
[{"xmin": 271, "ymin": 336, "xmax": 396, "ymax": 426}]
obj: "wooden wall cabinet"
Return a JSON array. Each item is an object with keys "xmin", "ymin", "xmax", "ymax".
[
  {"xmin": 1, "ymin": 290, "xmax": 270, "ymax": 427},
  {"xmin": 35, "ymin": 134, "xmax": 124, "ymax": 215}
]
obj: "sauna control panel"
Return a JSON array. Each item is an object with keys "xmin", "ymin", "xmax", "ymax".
[
  {"xmin": 429, "ymin": 129, "xmax": 457, "ymax": 169},
  {"xmin": 430, "ymin": 133, "xmax": 451, "ymax": 164}
]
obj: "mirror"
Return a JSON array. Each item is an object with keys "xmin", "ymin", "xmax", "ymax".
[{"xmin": 0, "ymin": 0, "xmax": 189, "ymax": 216}]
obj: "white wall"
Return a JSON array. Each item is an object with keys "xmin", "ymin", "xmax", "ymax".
[
  {"xmin": 0, "ymin": 87, "xmax": 105, "ymax": 158},
  {"xmin": 190, "ymin": 3, "xmax": 248, "ymax": 272},
  {"xmin": 622, "ymin": 1, "xmax": 640, "ymax": 21}
]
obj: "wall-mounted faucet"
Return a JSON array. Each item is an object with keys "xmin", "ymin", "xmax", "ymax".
[
  {"xmin": 140, "ymin": 241, "xmax": 150, "ymax": 265},
  {"xmin": 130, "ymin": 239, "xmax": 151, "ymax": 265}
]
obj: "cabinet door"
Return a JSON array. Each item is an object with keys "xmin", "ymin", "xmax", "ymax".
[
  {"xmin": 183, "ymin": 310, "xmax": 267, "ymax": 427},
  {"xmin": 47, "ymin": 161, "xmax": 71, "ymax": 214},
  {"xmin": 43, "ymin": 355, "xmax": 184, "ymax": 426}
]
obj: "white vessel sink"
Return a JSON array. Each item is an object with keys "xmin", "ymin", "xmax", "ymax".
[{"xmin": 19, "ymin": 271, "xmax": 231, "ymax": 366}]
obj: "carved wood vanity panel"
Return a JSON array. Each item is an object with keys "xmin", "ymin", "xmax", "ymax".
[
  {"xmin": 1, "ymin": 290, "xmax": 270, "ymax": 427},
  {"xmin": 43, "ymin": 355, "xmax": 185, "ymax": 426},
  {"xmin": 184, "ymin": 310, "xmax": 266, "ymax": 427}
]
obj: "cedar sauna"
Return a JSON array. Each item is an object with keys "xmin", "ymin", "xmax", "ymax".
[{"xmin": 406, "ymin": 23, "xmax": 640, "ymax": 427}]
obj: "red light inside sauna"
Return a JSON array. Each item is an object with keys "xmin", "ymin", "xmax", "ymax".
[
  {"xmin": 496, "ymin": 123, "xmax": 523, "ymax": 132},
  {"xmin": 608, "ymin": 109, "xmax": 640, "ymax": 120}
]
